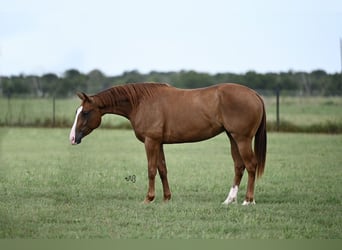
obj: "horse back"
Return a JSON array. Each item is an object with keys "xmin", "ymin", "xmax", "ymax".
[{"xmin": 131, "ymin": 83, "xmax": 263, "ymax": 142}]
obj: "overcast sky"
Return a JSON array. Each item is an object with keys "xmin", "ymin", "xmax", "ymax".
[{"xmin": 1, "ymin": 0, "xmax": 342, "ymax": 76}]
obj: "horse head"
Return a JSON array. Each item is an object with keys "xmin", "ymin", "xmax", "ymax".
[{"xmin": 69, "ymin": 92, "xmax": 102, "ymax": 145}]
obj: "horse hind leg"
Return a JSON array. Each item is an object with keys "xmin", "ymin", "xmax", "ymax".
[
  {"xmin": 222, "ymin": 133, "xmax": 245, "ymax": 205},
  {"xmin": 233, "ymin": 134, "xmax": 258, "ymax": 205}
]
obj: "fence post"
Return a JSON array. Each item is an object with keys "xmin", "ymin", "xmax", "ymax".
[
  {"xmin": 276, "ymin": 86, "xmax": 280, "ymax": 132},
  {"xmin": 6, "ymin": 94, "xmax": 12, "ymax": 126},
  {"xmin": 52, "ymin": 95, "xmax": 56, "ymax": 127}
]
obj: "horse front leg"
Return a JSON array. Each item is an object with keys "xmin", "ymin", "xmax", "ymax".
[
  {"xmin": 143, "ymin": 138, "xmax": 159, "ymax": 204},
  {"xmin": 158, "ymin": 145, "xmax": 171, "ymax": 202}
]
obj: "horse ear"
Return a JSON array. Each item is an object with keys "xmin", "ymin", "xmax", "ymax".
[{"xmin": 77, "ymin": 92, "xmax": 91, "ymax": 102}]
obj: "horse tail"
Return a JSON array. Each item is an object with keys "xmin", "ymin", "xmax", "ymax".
[{"xmin": 254, "ymin": 96, "xmax": 267, "ymax": 178}]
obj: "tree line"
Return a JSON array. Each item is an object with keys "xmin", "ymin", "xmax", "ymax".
[{"xmin": 1, "ymin": 69, "xmax": 341, "ymax": 97}]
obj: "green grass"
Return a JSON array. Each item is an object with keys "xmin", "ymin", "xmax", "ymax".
[
  {"xmin": 264, "ymin": 96, "xmax": 342, "ymax": 126},
  {"xmin": 0, "ymin": 98, "xmax": 129, "ymax": 128},
  {"xmin": 0, "ymin": 128, "xmax": 341, "ymax": 238}
]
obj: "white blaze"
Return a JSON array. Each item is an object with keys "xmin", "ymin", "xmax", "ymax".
[{"xmin": 69, "ymin": 106, "xmax": 83, "ymax": 145}]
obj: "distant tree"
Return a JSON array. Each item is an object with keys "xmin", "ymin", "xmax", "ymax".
[
  {"xmin": 175, "ymin": 70, "xmax": 214, "ymax": 88},
  {"xmin": 87, "ymin": 69, "xmax": 106, "ymax": 93},
  {"xmin": 145, "ymin": 71, "xmax": 174, "ymax": 83},
  {"xmin": 61, "ymin": 69, "xmax": 87, "ymax": 97},
  {"xmin": 1, "ymin": 77, "xmax": 13, "ymax": 97},
  {"xmin": 262, "ymin": 73, "xmax": 279, "ymax": 90},
  {"xmin": 326, "ymin": 73, "xmax": 342, "ymax": 96},
  {"xmin": 278, "ymin": 71, "xmax": 298, "ymax": 91},
  {"xmin": 245, "ymin": 71, "xmax": 264, "ymax": 89},
  {"xmin": 0, "ymin": 69, "xmax": 341, "ymax": 97},
  {"xmin": 213, "ymin": 73, "xmax": 244, "ymax": 85},
  {"xmin": 24, "ymin": 75, "xmax": 42, "ymax": 97},
  {"xmin": 64, "ymin": 69, "xmax": 81, "ymax": 79},
  {"xmin": 6, "ymin": 75, "xmax": 30, "ymax": 95},
  {"xmin": 310, "ymin": 70, "xmax": 329, "ymax": 95},
  {"xmin": 41, "ymin": 73, "xmax": 59, "ymax": 97},
  {"xmin": 121, "ymin": 70, "xmax": 145, "ymax": 83}
]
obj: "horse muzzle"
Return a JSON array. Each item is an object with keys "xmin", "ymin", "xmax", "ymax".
[{"xmin": 70, "ymin": 131, "xmax": 83, "ymax": 145}]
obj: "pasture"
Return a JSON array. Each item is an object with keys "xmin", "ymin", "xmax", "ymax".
[{"xmin": 0, "ymin": 128, "xmax": 341, "ymax": 238}]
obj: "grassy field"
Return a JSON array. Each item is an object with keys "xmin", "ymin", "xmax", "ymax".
[
  {"xmin": 0, "ymin": 95, "xmax": 341, "ymax": 131},
  {"xmin": 264, "ymin": 96, "xmax": 342, "ymax": 126},
  {"xmin": 0, "ymin": 128, "xmax": 341, "ymax": 239}
]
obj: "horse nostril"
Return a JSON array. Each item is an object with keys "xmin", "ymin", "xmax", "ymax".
[{"xmin": 75, "ymin": 132, "xmax": 83, "ymax": 144}]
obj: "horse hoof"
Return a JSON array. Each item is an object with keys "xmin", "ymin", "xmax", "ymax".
[
  {"xmin": 242, "ymin": 200, "xmax": 256, "ymax": 205},
  {"xmin": 222, "ymin": 198, "xmax": 237, "ymax": 205},
  {"xmin": 143, "ymin": 197, "xmax": 155, "ymax": 204},
  {"xmin": 163, "ymin": 197, "xmax": 171, "ymax": 203}
]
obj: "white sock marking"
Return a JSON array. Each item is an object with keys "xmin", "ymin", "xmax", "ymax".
[
  {"xmin": 242, "ymin": 200, "xmax": 256, "ymax": 205},
  {"xmin": 222, "ymin": 185, "xmax": 238, "ymax": 205}
]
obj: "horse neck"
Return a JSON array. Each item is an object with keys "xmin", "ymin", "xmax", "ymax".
[
  {"xmin": 93, "ymin": 83, "xmax": 168, "ymax": 119},
  {"xmin": 93, "ymin": 88, "xmax": 133, "ymax": 119}
]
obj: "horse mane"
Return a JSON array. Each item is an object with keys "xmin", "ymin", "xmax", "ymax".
[{"xmin": 92, "ymin": 83, "xmax": 170, "ymax": 108}]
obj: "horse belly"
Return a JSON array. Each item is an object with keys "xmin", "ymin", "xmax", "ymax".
[
  {"xmin": 133, "ymin": 87, "xmax": 223, "ymax": 143},
  {"xmin": 163, "ymin": 113, "xmax": 223, "ymax": 143}
]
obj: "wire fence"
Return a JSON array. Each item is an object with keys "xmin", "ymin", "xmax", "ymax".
[{"xmin": 1, "ymin": 91, "xmax": 342, "ymax": 132}]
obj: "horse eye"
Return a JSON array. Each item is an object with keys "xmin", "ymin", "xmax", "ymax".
[{"xmin": 82, "ymin": 111, "xmax": 90, "ymax": 116}]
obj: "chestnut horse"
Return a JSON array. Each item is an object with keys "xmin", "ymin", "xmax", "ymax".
[{"xmin": 69, "ymin": 83, "xmax": 267, "ymax": 205}]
